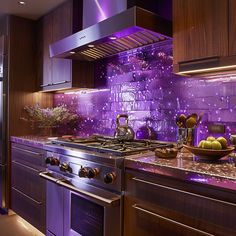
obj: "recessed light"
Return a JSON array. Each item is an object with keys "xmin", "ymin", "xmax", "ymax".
[
  {"xmin": 88, "ymin": 44, "xmax": 95, "ymax": 48},
  {"xmin": 18, "ymin": 1, "xmax": 26, "ymax": 5},
  {"xmin": 69, "ymin": 51, "xmax": 76, "ymax": 54},
  {"xmin": 109, "ymin": 36, "xmax": 117, "ymax": 40}
]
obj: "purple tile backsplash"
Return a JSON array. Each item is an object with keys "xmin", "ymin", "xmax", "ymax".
[{"xmin": 54, "ymin": 41, "xmax": 236, "ymax": 142}]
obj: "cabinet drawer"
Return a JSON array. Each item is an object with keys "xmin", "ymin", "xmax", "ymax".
[
  {"xmin": 11, "ymin": 187, "xmax": 46, "ymax": 233},
  {"xmin": 125, "ymin": 199, "xmax": 212, "ymax": 236},
  {"xmin": 125, "ymin": 171, "xmax": 236, "ymax": 236},
  {"xmin": 12, "ymin": 161, "xmax": 45, "ymax": 202},
  {"xmin": 11, "ymin": 143, "xmax": 45, "ymax": 170}
]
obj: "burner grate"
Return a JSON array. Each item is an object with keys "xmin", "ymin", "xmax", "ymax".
[{"xmin": 51, "ymin": 136, "xmax": 173, "ymax": 156}]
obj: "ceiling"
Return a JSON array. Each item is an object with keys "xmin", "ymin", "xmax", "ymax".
[{"xmin": 0, "ymin": 0, "xmax": 68, "ymax": 20}]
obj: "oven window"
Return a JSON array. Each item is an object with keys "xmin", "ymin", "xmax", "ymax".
[{"xmin": 71, "ymin": 193, "xmax": 104, "ymax": 236}]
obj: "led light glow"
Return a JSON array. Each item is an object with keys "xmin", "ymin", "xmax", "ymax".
[
  {"xmin": 18, "ymin": 1, "xmax": 26, "ymax": 5},
  {"xmin": 88, "ymin": 44, "xmax": 95, "ymax": 48},
  {"xmin": 53, "ymin": 41, "xmax": 236, "ymax": 141},
  {"xmin": 178, "ymin": 64, "xmax": 236, "ymax": 75},
  {"xmin": 109, "ymin": 36, "xmax": 117, "ymax": 40}
]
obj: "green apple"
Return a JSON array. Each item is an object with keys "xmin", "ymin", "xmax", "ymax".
[
  {"xmin": 216, "ymin": 137, "xmax": 227, "ymax": 149},
  {"xmin": 207, "ymin": 136, "xmax": 216, "ymax": 142},
  {"xmin": 202, "ymin": 141, "xmax": 212, "ymax": 149},
  {"xmin": 211, "ymin": 140, "xmax": 222, "ymax": 150},
  {"xmin": 198, "ymin": 140, "xmax": 205, "ymax": 148}
]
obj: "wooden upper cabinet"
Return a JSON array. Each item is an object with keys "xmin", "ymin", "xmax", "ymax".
[
  {"xmin": 229, "ymin": 0, "xmax": 236, "ymax": 56},
  {"xmin": 38, "ymin": 0, "xmax": 93, "ymax": 91},
  {"xmin": 173, "ymin": 0, "xmax": 228, "ymax": 71},
  {"xmin": 42, "ymin": 14, "xmax": 53, "ymax": 87}
]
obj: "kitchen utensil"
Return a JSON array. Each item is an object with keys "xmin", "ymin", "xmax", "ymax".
[
  {"xmin": 230, "ymin": 135, "xmax": 236, "ymax": 146},
  {"xmin": 196, "ymin": 112, "xmax": 204, "ymax": 126},
  {"xmin": 183, "ymin": 145, "xmax": 235, "ymax": 161},
  {"xmin": 176, "ymin": 114, "xmax": 186, "ymax": 128},
  {"xmin": 114, "ymin": 114, "xmax": 135, "ymax": 141},
  {"xmin": 136, "ymin": 118, "xmax": 157, "ymax": 140}
]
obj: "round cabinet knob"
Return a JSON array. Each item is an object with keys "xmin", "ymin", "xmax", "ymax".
[
  {"xmin": 59, "ymin": 163, "xmax": 71, "ymax": 172},
  {"xmin": 45, "ymin": 157, "xmax": 51, "ymax": 164},
  {"xmin": 87, "ymin": 168, "xmax": 99, "ymax": 179},
  {"xmin": 104, "ymin": 172, "xmax": 116, "ymax": 184}
]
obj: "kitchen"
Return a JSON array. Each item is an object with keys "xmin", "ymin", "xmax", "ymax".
[{"xmin": 1, "ymin": 0, "xmax": 236, "ymax": 236}]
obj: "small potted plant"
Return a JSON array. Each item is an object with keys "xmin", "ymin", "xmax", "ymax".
[{"xmin": 22, "ymin": 104, "xmax": 78, "ymax": 136}]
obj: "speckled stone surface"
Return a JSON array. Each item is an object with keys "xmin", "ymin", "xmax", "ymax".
[
  {"xmin": 125, "ymin": 152, "xmax": 236, "ymax": 191},
  {"xmin": 11, "ymin": 136, "xmax": 236, "ymax": 191},
  {"xmin": 10, "ymin": 136, "xmax": 51, "ymax": 149}
]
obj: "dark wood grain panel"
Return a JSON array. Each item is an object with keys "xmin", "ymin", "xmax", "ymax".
[
  {"xmin": 11, "ymin": 143, "xmax": 46, "ymax": 233},
  {"xmin": 42, "ymin": 14, "xmax": 53, "ymax": 87},
  {"xmin": 52, "ymin": 0, "xmax": 73, "ymax": 41},
  {"xmin": 11, "ymin": 187, "xmax": 46, "ymax": 233},
  {"xmin": 12, "ymin": 162, "xmax": 45, "ymax": 202},
  {"xmin": 11, "ymin": 143, "xmax": 45, "ymax": 170},
  {"xmin": 173, "ymin": 0, "xmax": 228, "ymax": 65},
  {"xmin": 229, "ymin": 0, "xmax": 236, "ymax": 55},
  {"xmin": 38, "ymin": 0, "xmax": 90, "ymax": 91},
  {"xmin": 124, "ymin": 170, "xmax": 236, "ymax": 236},
  {"xmin": 8, "ymin": 16, "xmax": 53, "ymax": 137}
]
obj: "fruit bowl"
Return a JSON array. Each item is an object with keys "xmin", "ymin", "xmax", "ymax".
[{"xmin": 183, "ymin": 145, "xmax": 235, "ymax": 160}]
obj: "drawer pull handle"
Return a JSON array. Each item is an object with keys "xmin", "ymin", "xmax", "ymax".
[
  {"xmin": 52, "ymin": 80, "xmax": 69, "ymax": 85},
  {"xmin": 132, "ymin": 177, "xmax": 236, "ymax": 207},
  {"xmin": 58, "ymin": 179, "xmax": 120, "ymax": 207},
  {"xmin": 12, "ymin": 160, "xmax": 40, "ymax": 172},
  {"xmin": 12, "ymin": 187, "xmax": 42, "ymax": 205},
  {"xmin": 39, "ymin": 171, "xmax": 120, "ymax": 207},
  {"xmin": 12, "ymin": 146, "xmax": 42, "ymax": 156},
  {"xmin": 132, "ymin": 204, "xmax": 214, "ymax": 236},
  {"xmin": 40, "ymin": 83, "xmax": 52, "ymax": 87}
]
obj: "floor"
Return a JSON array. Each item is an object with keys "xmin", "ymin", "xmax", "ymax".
[{"xmin": 0, "ymin": 211, "xmax": 44, "ymax": 236}]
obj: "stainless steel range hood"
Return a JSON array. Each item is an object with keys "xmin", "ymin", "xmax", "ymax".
[{"xmin": 49, "ymin": 6, "xmax": 172, "ymax": 61}]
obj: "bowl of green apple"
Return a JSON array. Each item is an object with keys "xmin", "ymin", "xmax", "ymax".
[{"xmin": 183, "ymin": 136, "xmax": 235, "ymax": 160}]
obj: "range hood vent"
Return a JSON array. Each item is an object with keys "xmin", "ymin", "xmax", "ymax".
[{"xmin": 49, "ymin": 7, "xmax": 172, "ymax": 61}]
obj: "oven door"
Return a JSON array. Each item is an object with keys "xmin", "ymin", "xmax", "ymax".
[
  {"xmin": 62, "ymin": 178, "xmax": 122, "ymax": 236},
  {"xmin": 40, "ymin": 171, "xmax": 122, "ymax": 236}
]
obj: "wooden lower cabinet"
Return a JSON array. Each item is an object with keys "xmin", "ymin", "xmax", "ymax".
[
  {"xmin": 11, "ymin": 143, "xmax": 46, "ymax": 233},
  {"xmin": 124, "ymin": 170, "xmax": 236, "ymax": 236}
]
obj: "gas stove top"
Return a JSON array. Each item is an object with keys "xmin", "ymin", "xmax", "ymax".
[{"xmin": 50, "ymin": 135, "xmax": 174, "ymax": 156}]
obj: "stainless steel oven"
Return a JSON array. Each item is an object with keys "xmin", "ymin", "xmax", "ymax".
[
  {"xmin": 41, "ymin": 135, "xmax": 173, "ymax": 236},
  {"xmin": 40, "ymin": 150, "xmax": 123, "ymax": 236}
]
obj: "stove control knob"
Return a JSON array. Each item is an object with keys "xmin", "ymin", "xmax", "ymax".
[
  {"xmin": 104, "ymin": 172, "xmax": 116, "ymax": 184},
  {"xmin": 87, "ymin": 168, "xmax": 99, "ymax": 179},
  {"xmin": 45, "ymin": 157, "xmax": 60, "ymax": 166},
  {"xmin": 59, "ymin": 163, "xmax": 71, "ymax": 173},
  {"xmin": 78, "ymin": 167, "xmax": 88, "ymax": 178},
  {"xmin": 45, "ymin": 157, "xmax": 51, "ymax": 164}
]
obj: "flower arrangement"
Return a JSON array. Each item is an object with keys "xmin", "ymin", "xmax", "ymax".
[{"xmin": 22, "ymin": 104, "xmax": 78, "ymax": 128}]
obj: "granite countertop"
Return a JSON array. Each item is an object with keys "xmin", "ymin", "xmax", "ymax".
[
  {"xmin": 11, "ymin": 136, "xmax": 236, "ymax": 191},
  {"xmin": 11, "ymin": 136, "xmax": 51, "ymax": 148},
  {"xmin": 125, "ymin": 151, "xmax": 236, "ymax": 191}
]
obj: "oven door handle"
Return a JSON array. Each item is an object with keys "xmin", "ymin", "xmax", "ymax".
[
  {"xmin": 39, "ymin": 171, "xmax": 62, "ymax": 183},
  {"xmin": 58, "ymin": 179, "xmax": 120, "ymax": 207}
]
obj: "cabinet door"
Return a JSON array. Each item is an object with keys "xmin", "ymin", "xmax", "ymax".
[
  {"xmin": 173, "ymin": 0, "xmax": 228, "ymax": 66},
  {"xmin": 51, "ymin": 0, "xmax": 73, "ymax": 87},
  {"xmin": 41, "ymin": 14, "xmax": 53, "ymax": 88},
  {"xmin": 124, "ymin": 170, "xmax": 236, "ymax": 236},
  {"xmin": 125, "ymin": 198, "xmax": 211, "ymax": 236},
  {"xmin": 229, "ymin": 0, "xmax": 236, "ymax": 55},
  {"xmin": 11, "ymin": 143, "xmax": 46, "ymax": 233}
]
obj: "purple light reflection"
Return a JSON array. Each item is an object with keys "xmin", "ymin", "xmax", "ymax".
[{"xmin": 54, "ymin": 41, "xmax": 236, "ymax": 141}]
